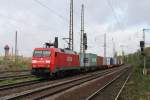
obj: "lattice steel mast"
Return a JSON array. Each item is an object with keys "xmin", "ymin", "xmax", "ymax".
[
  {"xmin": 80, "ymin": 4, "xmax": 84, "ymax": 53},
  {"xmin": 69, "ymin": 0, "xmax": 74, "ymax": 50}
]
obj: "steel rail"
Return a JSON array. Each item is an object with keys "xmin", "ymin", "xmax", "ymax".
[
  {"xmin": 0, "ymin": 67, "xmax": 123, "ymax": 100},
  {"xmin": 86, "ymin": 69, "xmax": 129, "ymax": 100},
  {"xmin": 0, "ymin": 78, "xmax": 45, "ymax": 91},
  {"xmin": 0, "ymin": 74, "xmax": 35, "ymax": 81},
  {"xmin": 114, "ymin": 72, "xmax": 132, "ymax": 100},
  {"xmin": 34, "ymin": 67, "xmax": 127, "ymax": 100},
  {"xmin": 0, "ymin": 70, "xmax": 30, "ymax": 74}
]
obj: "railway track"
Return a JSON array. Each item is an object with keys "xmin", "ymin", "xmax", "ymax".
[
  {"xmin": 0, "ymin": 78, "xmax": 45, "ymax": 91},
  {"xmin": 0, "ymin": 65, "xmax": 127, "ymax": 100},
  {"xmin": 0, "ymin": 70, "xmax": 30, "ymax": 77},
  {"xmin": 0, "ymin": 70, "xmax": 30, "ymax": 74},
  {"xmin": 0, "ymin": 67, "xmax": 120, "ymax": 98},
  {"xmin": 44, "ymin": 65, "xmax": 130, "ymax": 100},
  {"xmin": 0, "ymin": 74, "xmax": 35, "ymax": 81},
  {"xmin": 0, "ymin": 70, "xmax": 32, "ymax": 81},
  {"xmin": 86, "ymin": 67, "xmax": 132, "ymax": 100},
  {"xmin": 114, "ymin": 72, "xmax": 132, "ymax": 100}
]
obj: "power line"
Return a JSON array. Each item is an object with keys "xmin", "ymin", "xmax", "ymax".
[
  {"xmin": 106, "ymin": 0, "xmax": 123, "ymax": 31},
  {"xmin": 0, "ymin": 12, "xmax": 57, "ymax": 32},
  {"xmin": 33, "ymin": 0, "xmax": 68, "ymax": 22}
]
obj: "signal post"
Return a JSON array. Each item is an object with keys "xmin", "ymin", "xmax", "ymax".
[{"xmin": 140, "ymin": 28, "xmax": 150, "ymax": 75}]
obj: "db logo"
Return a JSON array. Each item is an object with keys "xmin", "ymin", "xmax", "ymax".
[{"xmin": 67, "ymin": 57, "xmax": 72, "ymax": 62}]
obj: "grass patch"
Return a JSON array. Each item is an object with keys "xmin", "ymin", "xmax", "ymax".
[
  {"xmin": 0, "ymin": 58, "xmax": 31, "ymax": 71},
  {"xmin": 121, "ymin": 47, "xmax": 150, "ymax": 100},
  {"xmin": 120, "ymin": 67, "xmax": 150, "ymax": 100}
]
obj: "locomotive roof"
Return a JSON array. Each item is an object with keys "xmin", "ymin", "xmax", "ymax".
[
  {"xmin": 34, "ymin": 47, "xmax": 61, "ymax": 52},
  {"xmin": 34, "ymin": 47, "xmax": 77, "ymax": 54}
]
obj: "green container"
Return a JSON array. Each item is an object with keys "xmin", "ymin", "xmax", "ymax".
[{"xmin": 79, "ymin": 53, "xmax": 97, "ymax": 67}]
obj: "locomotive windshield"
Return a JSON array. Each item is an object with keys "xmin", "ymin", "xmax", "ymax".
[{"xmin": 33, "ymin": 50, "xmax": 51, "ymax": 57}]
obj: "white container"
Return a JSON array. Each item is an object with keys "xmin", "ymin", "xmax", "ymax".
[{"xmin": 106, "ymin": 57, "xmax": 111, "ymax": 65}]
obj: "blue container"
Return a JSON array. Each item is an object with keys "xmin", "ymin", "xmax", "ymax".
[{"xmin": 110, "ymin": 58, "xmax": 113, "ymax": 65}]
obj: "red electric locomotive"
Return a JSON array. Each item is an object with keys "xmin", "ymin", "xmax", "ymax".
[{"xmin": 31, "ymin": 37, "xmax": 80, "ymax": 77}]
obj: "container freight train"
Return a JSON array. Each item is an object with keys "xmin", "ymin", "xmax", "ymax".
[{"xmin": 31, "ymin": 47, "xmax": 123, "ymax": 77}]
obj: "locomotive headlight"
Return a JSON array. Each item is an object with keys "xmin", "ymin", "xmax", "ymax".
[
  {"xmin": 45, "ymin": 60, "xmax": 50, "ymax": 64},
  {"xmin": 32, "ymin": 60, "xmax": 37, "ymax": 63}
]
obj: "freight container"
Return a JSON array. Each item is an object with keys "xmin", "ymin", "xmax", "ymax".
[
  {"xmin": 97, "ymin": 56, "xmax": 104, "ymax": 66},
  {"xmin": 117, "ymin": 56, "xmax": 123, "ymax": 64},
  {"xmin": 113, "ymin": 58, "xmax": 117, "ymax": 65},
  {"xmin": 110, "ymin": 58, "xmax": 113, "ymax": 65},
  {"xmin": 79, "ymin": 53, "xmax": 97, "ymax": 68},
  {"xmin": 110, "ymin": 58, "xmax": 117, "ymax": 65},
  {"xmin": 106, "ymin": 57, "xmax": 111, "ymax": 65}
]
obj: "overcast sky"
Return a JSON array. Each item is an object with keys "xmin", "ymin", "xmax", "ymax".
[{"xmin": 0, "ymin": 0, "xmax": 150, "ymax": 57}]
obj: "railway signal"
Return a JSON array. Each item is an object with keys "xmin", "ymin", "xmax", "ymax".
[
  {"xmin": 83, "ymin": 33, "xmax": 87, "ymax": 69},
  {"xmin": 140, "ymin": 41, "xmax": 145, "ymax": 55},
  {"xmin": 141, "ymin": 28, "xmax": 150, "ymax": 75},
  {"xmin": 83, "ymin": 33, "xmax": 87, "ymax": 50}
]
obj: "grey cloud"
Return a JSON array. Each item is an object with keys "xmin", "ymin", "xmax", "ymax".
[{"xmin": 0, "ymin": 0, "xmax": 149, "ymax": 56}]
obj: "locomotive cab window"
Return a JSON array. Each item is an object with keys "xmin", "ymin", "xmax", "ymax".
[
  {"xmin": 43, "ymin": 50, "xmax": 51, "ymax": 57},
  {"xmin": 33, "ymin": 50, "xmax": 51, "ymax": 57}
]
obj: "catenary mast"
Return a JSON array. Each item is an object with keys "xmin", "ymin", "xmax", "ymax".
[
  {"xmin": 69, "ymin": 0, "xmax": 74, "ymax": 50},
  {"xmin": 80, "ymin": 4, "xmax": 84, "ymax": 53}
]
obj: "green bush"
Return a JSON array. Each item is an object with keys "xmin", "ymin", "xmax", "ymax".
[{"xmin": 126, "ymin": 47, "xmax": 150, "ymax": 69}]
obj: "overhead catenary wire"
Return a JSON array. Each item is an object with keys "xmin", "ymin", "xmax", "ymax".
[
  {"xmin": 33, "ymin": 0, "xmax": 68, "ymax": 22},
  {"xmin": 0, "ymin": 1, "xmax": 66, "ymax": 57},
  {"xmin": 106, "ymin": 0, "xmax": 124, "ymax": 31},
  {"xmin": 0, "ymin": 11, "xmax": 56, "ymax": 31}
]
